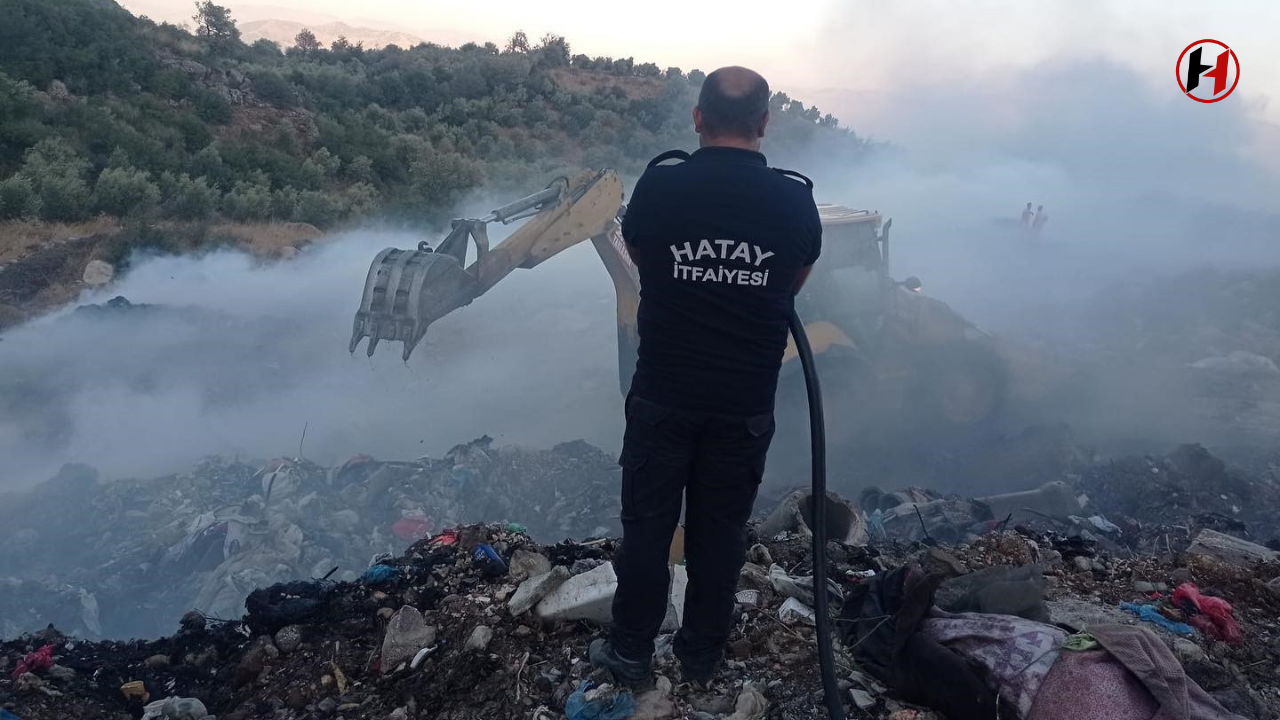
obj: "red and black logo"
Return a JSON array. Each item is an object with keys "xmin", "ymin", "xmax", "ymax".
[{"xmin": 1177, "ymin": 39, "xmax": 1239, "ymax": 103}]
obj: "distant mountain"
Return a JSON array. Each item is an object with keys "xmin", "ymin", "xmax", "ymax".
[{"xmin": 240, "ymin": 19, "xmax": 425, "ymax": 50}]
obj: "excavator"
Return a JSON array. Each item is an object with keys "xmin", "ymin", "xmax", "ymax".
[{"xmin": 350, "ymin": 168, "xmax": 1013, "ymax": 445}]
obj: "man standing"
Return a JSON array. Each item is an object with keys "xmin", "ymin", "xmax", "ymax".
[
  {"xmin": 1020, "ymin": 202, "xmax": 1035, "ymax": 229},
  {"xmin": 589, "ymin": 66, "xmax": 822, "ymax": 688},
  {"xmin": 1032, "ymin": 204, "xmax": 1048, "ymax": 234}
]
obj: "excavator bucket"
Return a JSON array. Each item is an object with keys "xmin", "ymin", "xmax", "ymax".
[{"xmin": 349, "ymin": 247, "xmax": 480, "ymax": 361}]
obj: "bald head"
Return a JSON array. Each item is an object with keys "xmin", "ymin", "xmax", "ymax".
[{"xmin": 695, "ymin": 66, "xmax": 771, "ymax": 146}]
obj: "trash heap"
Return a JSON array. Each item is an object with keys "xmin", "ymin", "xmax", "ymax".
[
  {"xmin": 0, "ymin": 438, "xmax": 622, "ymax": 640},
  {"xmin": 2, "ymin": 468, "xmax": 1280, "ymax": 720}
]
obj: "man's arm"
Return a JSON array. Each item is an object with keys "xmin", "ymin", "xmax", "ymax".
[
  {"xmin": 793, "ymin": 200, "xmax": 822, "ymax": 294},
  {"xmin": 620, "ymin": 172, "xmax": 656, "ymax": 249},
  {"xmin": 793, "ymin": 265, "xmax": 814, "ymax": 294}
]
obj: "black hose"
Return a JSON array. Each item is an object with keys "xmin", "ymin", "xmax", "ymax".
[{"xmin": 787, "ymin": 308, "xmax": 845, "ymax": 720}]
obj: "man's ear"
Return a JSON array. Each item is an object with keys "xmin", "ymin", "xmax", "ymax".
[
  {"xmin": 757, "ymin": 110, "xmax": 770, "ymax": 138},
  {"xmin": 693, "ymin": 106, "xmax": 704, "ymax": 134}
]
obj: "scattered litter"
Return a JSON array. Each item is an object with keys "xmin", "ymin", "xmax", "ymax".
[
  {"xmin": 1173, "ymin": 583, "xmax": 1242, "ymax": 644},
  {"xmin": 778, "ymin": 597, "xmax": 816, "ymax": 626},
  {"xmin": 1119, "ymin": 602, "xmax": 1197, "ymax": 637},
  {"xmin": 565, "ymin": 680, "xmax": 636, "ymax": 720},
  {"xmin": 140, "ymin": 697, "xmax": 208, "ymax": 720}
]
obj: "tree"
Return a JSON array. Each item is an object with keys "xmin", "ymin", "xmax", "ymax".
[
  {"xmin": 192, "ymin": 1, "xmax": 240, "ymax": 53},
  {"xmin": 688, "ymin": 69, "xmax": 706, "ymax": 86},
  {"xmin": 505, "ymin": 30, "xmax": 530, "ymax": 54},
  {"xmin": 0, "ymin": 175, "xmax": 40, "ymax": 219},
  {"xmin": 294, "ymin": 28, "xmax": 321, "ymax": 54},
  {"xmin": 92, "ymin": 166, "xmax": 161, "ymax": 217},
  {"xmin": 21, "ymin": 138, "xmax": 91, "ymax": 222},
  {"xmin": 331, "ymin": 36, "xmax": 351, "ymax": 53},
  {"xmin": 166, "ymin": 174, "xmax": 219, "ymax": 220},
  {"xmin": 221, "ymin": 180, "xmax": 272, "ymax": 221},
  {"xmin": 535, "ymin": 34, "xmax": 570, "ymax": 67}
]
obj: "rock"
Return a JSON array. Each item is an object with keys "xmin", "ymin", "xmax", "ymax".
[
  {"xmin": 510, "ymin": 548, "xmax": 553, "ymax": 582},
  {"xmin": 465, "ymin": 625, "xmax": 494, "ymax": 652},
  {"xmin": 144, "ymin": 654, "xmax": 170, "ymax": 668},
  {"xmin": 180, "ymin": 611, "xmax": 207, "ymax": 633},
  {"xmin": 275, "ymin": 625, "xmax": 303, "ymax": 653},
  {"xmin": 849, "ymin": 688, "xmax": 877, "ymax": 710},
  {"xmin": 1073, "ymin": 555, "xmax": 1094, "ymax": 573},
  {"xmin": 923, "ymin": 547, "xmax": 968, "ymax": 577},
  {"xmin": 380, "ymin": 606, "xmax": 437, "ymax": 673},
  {"xmin": 388, "ymin": 709, "xmax": 410, "ymax": 720},
  {"xmin": 82, "ymin": 259, "xmax": 115, "ymax": 287},
  {"xmin": 725, "ymin": 683, "xmax": 769, "ymax": 720},
  {"xmin": 1173, "ymin": 639, "xmax": 1205, "ymax": 664},
  {"xmin": 1186, "ymin": 529, "xmax": 1279, "ymax": 566},
  {"xmin": 739, "ymin": 562, "xmax": 770, "ymax": 590},
  {"xmin": 509, "ymin": 566, "xmax": 571, "ymax": 616},
  {"xmin": 1132, "ymin": 580, "xmax": 1158, "ymax": 594},
  {"xmin": 570, "ymin": 558, "xmax": 603, "ymax": 575},
  {"xmin": 634, "ymin": 676, "xmax": 677, "ymax": 720},
  {"xmin": 317, "ymin": 697, "xmax": 338, "ymax": 717},
  {"xmin": 15, "ymin": 672, "xmax": 45, "ymax": 694},
  {"xmin": 747, "ymin": 543, "xmax": 772, "ymax": 566},
  {"xmin": 727, "ymin": 639, "xmax": 753, "ymax": 659},
  {"xmin": 47, "ymin": 664, "xmax": 76, "ymax": 682}
]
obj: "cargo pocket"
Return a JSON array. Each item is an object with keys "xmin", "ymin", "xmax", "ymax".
[
  {"xmin": 617, "ymin": 448, "xmax": 648, "ymax": 514},
  {"xmin": 746, "ymin": 412, "xmax": 775, "ymax": 485}
]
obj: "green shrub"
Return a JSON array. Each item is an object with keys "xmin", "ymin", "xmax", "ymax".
[
  {"xmin": 165, "ymin": 174, "xmax": 219, "ymax": 220},
  {"xmin": 0, "ymin": 175, "xmax": 41, "ymax": 219},
  {"xmin": 221, "ymin": 180, "xmax": 272, "ymax": 221},
  {"xmin": 92, "ymin": 166, "xmax": 160, "ymax": 217}
]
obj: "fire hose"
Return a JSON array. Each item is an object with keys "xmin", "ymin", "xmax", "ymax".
[{"xmin": 788, "ymin": 307, "xmax": 845, "ymax": 720}]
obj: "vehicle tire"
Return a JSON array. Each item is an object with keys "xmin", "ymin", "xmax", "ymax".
[{"xmin": 914, "ymin": 341, "xmax": 1010, "ymax": 430}]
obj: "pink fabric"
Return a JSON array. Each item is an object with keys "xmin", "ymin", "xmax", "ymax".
[
  {"xmin": 1030, "ymin": 650, "xmax": 1160, "ymax": 720},
  {"xmin": 921, "ymin": 612, "xmax": 1065, "ymax": 718}
]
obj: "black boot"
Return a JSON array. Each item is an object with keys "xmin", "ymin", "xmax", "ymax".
[{"xmin": 588, "ymin": 638, "xmax": 654, "ymax": 690}]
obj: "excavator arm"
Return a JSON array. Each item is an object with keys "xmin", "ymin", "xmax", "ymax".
[{"xmin": 350, "ymin": 169, "xmax": 626, "ymax": 361}]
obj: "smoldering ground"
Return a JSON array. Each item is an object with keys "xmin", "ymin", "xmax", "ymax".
[{"xmin": 0, "ymin": 224, "xmax": 626, "ymax": 486}]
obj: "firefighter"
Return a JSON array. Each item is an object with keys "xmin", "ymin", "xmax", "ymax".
[{"xmin": 588, "ymin": 66, "xmax": 821, "ymax": 688}]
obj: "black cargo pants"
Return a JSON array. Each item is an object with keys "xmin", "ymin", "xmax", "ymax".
[{"xmin": 609, "ymin": 393, "xmax": 775, "ymax": 672}]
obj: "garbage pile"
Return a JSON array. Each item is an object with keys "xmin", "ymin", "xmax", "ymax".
[
  {"xmin": 2, "ymin": 494, "xmax": 1279, "ymax": 720},
  {"xmin": 0, "ymin": 438, "xmax": 622, "ymax": 640}
]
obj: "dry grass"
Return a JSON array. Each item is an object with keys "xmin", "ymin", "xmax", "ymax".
[
  {"xmin": 208, "ymin": 221, "xmax": 324, "ymax": 256},
  {"xmin": 0, "ymin": 218, "xmax": 119, "ymax": 264}
]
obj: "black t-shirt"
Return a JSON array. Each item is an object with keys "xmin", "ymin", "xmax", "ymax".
[{"xmin": 621, "ymin": 147, "xmax": 822, "ymax": 416}]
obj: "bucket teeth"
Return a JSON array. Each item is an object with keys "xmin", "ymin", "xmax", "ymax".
[{"xmin": 350, "ymin": 247, "xmax": 478, "ymax": 361}]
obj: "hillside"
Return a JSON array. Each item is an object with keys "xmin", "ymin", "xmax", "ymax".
[
  {"xmin": 0, "ymin": 0, "xmax": 869, "ymax": 324},
  {"xmin": 239, "ymin": 19, "xmax": 426, "ymax": 51}
]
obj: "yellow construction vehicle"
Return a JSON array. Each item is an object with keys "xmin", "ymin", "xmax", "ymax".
[{"xmin": 350, "ymin": 168, "xmax": 1011, "ymax": 437}]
